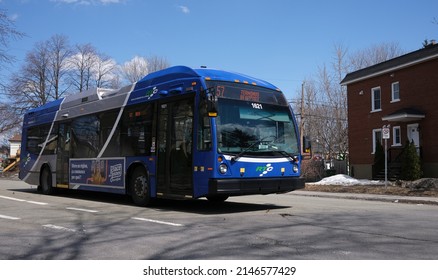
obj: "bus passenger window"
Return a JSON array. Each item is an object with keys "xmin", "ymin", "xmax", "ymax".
[
  {"xmin": 71, "ymin": 115, "xmax": 100, "ymax": 158},
  {"xmin": 121, "ymin": 104, "xmax": 154, "ymax": 156},
  {"xmin": 42, "ymin": 124, "xmax": 58, "ymax": 155},
  {"xmin": 100, "ymin": 110, "xmax": 120, "ymax": 157}
]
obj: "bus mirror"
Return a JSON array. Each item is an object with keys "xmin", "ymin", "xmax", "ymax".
[{"xmin": 205, "ymin": 88, "xmax": 218, "ymax": 117}]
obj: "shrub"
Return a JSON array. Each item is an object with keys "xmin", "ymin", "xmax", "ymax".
[
  {"xmin": 373, "ymin": 140, "xmax": 385, "ymax": 173},
  {"xmin": 401, "ymin": 140, "xmax": 422, "ymax": 180}
]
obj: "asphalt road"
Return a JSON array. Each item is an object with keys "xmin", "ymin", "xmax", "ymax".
[{"xmin": 1, "ymin": 179, "xmax": 437, "ymax": 260}]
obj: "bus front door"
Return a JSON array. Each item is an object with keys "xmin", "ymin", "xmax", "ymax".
[
  {"xmin": 56, "ymin": 123, "xmax": 71, "ymax": 188},
  {"xmin": 157, "ymin": 97, "xmax": 194, "ymax": 197}
]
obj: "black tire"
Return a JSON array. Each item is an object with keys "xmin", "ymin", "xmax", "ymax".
[
  {"xmin": 40, "ymin": 166, "xmax": 53, "ymax": 195},
  {"xmin": 130, "ymin": 167, "xmax": 151, "ymax": 206},
  {"xmin": 206, "ymin": 194, "xmax": 229, "ymax": 203}
]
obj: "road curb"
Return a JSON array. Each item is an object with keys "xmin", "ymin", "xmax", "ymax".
[{"xmin": 290, "ymin": 190, "xmax": 438, "ymax": 206}]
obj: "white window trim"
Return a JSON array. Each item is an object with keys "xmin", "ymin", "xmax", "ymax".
[
  {"xmin": 391, "ymin": 81, "xmax": 400, "ymax": 103},
  {"xmin": 372, "ymin": 128, "xmax": 382, "ymax": 154},
  {"xmin": 392, "ymin": 126, "xmax": 402, "ymax": 146},
  {"xmin": 371, "ymin": 86, "xmax": 382, "ymax": 112}
]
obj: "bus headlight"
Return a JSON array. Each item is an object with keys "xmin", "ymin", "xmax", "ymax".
[
  {"xmin": 293, "ymin": 164, "xmax": 299, "ymax": 173},
  {"xmin": 219, "ymin": 164, "xmax": 228, "ymax": 174}
]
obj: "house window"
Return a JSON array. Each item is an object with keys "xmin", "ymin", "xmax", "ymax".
[
  {"xmin": 392, "ymin": 126, "xmax": 401, "ymax": 146},
  {"xmin": 372, "ymin": 128, "xmax": 382, "ymax": 154},
  {"xmin": 371, "ymin": 87, "xmax": 381, "ymax": 112},
  {"xmin": 391, "ymin": 82, "xmax": 400, "ymax": 102}
]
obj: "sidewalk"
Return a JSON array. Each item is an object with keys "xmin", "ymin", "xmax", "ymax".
[{"xmin": 291, "ymin": 190, "xmax": 438, "ymax": 206}]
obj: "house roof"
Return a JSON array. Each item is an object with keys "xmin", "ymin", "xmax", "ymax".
[
  {"xmin": 341, "ymin": 43, "xmax": 438, "ymax": 85},
  {"xmin": 8, "ymin": 134, "xmax": 21, "ymax": 142}
]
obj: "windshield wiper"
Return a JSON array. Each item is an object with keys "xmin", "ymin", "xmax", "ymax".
[
  {"xmin": 231, "ymin": 136, "xmax": 276, "ymax": 162},
  {"xmin": 275, "ymin": 150, "xmax": 300, "ymax": 163}
]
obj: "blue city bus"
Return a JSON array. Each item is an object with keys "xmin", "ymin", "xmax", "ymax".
[{"xmin": 19, "ymin": 66, "xmax": 304, "ymax": 206}]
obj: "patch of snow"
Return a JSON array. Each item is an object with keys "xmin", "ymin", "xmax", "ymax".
[{"xmin": 308, "ymin": 174, "xmax": 384, "ymax": 186}]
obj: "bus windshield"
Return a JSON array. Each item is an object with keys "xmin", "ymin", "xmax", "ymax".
[{"xmin": 209, "ymin": 83, "xmax": 299, "ymax": 157}]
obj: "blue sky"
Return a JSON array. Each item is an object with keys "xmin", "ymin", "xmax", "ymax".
[{"xmin": 2, "ymin": 0, "xmax": 438, "ymax": 99}]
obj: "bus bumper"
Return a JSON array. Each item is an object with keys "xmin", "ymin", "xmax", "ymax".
[{"xmin": 208, "ymin": 177, "xmax": 305, "ymax": 196}]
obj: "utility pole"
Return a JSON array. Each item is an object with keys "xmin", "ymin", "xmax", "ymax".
[{"xmin": 300, "ymin": 82, "xmax": 305, "ymax": 154}]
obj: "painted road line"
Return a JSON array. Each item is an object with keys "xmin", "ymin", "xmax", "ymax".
[
  {"xmin": 131, "ymin": 217, "xmax": 183, "ymax": 227},
  {"xmin": 0, "ymin": 195, "xmax": 25, "ymax": 202},
  {"xmin": 0, "ymin": 214, "xmax": 21, "ymax": 220},
  {"xmin": 42, "ymin": 224, "xmax": 76, "ymax": 232},
  {"xmin": 66, "ymin": 207, "xmax": 99, "ymax": 213},
  {"xmin": 26, "ymin": 200, "xmax": 48, "ymax": 205},
  {"xmin": 0, "ymin": 195, "xmax": 47, "ymax": 205}
]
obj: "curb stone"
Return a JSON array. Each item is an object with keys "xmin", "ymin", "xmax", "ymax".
[{"xmin": 290, "ymin": 190, "xmax": 438, "ymax": 206}]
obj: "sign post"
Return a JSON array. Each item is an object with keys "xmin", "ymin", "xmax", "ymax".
[{"xmin": 382, "ymin": 125, "xmax": 391, "ymax": 188}]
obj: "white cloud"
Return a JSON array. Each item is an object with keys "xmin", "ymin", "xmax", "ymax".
[{"xmin": 178, "ymin": 5, "xmax": 190, "ymax": 14}]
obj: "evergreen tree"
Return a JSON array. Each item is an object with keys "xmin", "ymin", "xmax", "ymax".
[
  {"xmin": 373, "ymin": 140, "xmax": 385, "ymax": 175},
  {"xmin": 401, "ymin": 140, "xmax": 422, "ymax": 180}
]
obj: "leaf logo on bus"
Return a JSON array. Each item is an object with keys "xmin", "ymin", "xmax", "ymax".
[
  {"xmin": 145, "ymin": 86, "xmax": 158, "ymax": 99},
  {"xmin": 23, "ymin": 153, "xmax": 31, "ymax": 168},
  {"xmin": 256, "ymin": 163, "xmax": 274, "ymax": 177}
]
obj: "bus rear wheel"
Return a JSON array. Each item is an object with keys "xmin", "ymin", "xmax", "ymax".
[
  {"xmin": 40, "ymin": 166, "xmax": 53, "ymax": 195},
  {"xmin": 130, "ymin": 167, "xmax": 151, "ymax": 206}
]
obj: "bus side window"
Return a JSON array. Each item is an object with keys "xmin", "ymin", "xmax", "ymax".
[
  {"xmin": 27, "ymin": 124, "xmax": 55, "ymax": 155},
  {"xmin": 42, "ymin": 124, "xmax": 58, "ymax": 155},
  {"xmin": 26, "ymin": 127, "xmax": 42, "ymax": 155},
  {"xmin": 100, "ymin": 110, "xmax": 120, "ymax": 157},
  {"xmin": 71, "ymin": 115, "xmax": 100, "ymax": 158},
  {"xmin": 121, "ymin": 104, "xmax": 153, "ymax": 156}
]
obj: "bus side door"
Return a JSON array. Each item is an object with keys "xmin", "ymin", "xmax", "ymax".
[
  {"xmin": 56, "ymin": 123, "xmax": 71, "ymax": 188},
  {"xmin": 157, "ymin": 96, "xmax": 194, "ymax": 197}
]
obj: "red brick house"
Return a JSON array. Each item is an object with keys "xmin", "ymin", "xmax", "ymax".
[{"xmin": 341, "ymin": 42, "xmax": 438, "ymax": 179}]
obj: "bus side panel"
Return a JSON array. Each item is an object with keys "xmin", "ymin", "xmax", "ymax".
[
  {"xmin": 192, "ymin": 151, "xmax": 215, "ymax": 198},
  {"xmin": 20, "ymin": 155, "xmax": 57, "ymax": 186}
]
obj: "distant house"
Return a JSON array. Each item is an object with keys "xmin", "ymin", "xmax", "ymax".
[
  {"xmin": 8, "ymin": 134, "xmax": 21, "ymax": 159},
  {"xmin": 341, "ymin": 42, "xmax": 438, "ymax": 179}
]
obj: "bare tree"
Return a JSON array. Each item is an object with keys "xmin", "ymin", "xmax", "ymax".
[
  {"xmin": 0, "ymin": 9, "xmax": 23, "ymax": 135},
  {"xmin": 6, "ymin": 35, "xmax": 72, "ymax": 113},
  {"xmin": 0, "ymin": 102, "xmax": 21, "ymax": 135},
  {"xmin": 46, "ymin": 34, "xmax": 71, "ymax": 99},
  {"xmin": 66, "ymin": 44, "xmax": 119, "ymax": 92},
  {"xmin": 0, "ymin": 9, "xmax": 24, "ymax": 72},
  {"xmin": 93, "ymin": 53, "xmax": 118, "ymax": 88},
  {"xmin": 66, "ymin": 43, "xmax": 97, "ymax": 92},
  {"xmin": 8, "ymin": 40, "xmax": 52, "ymax": 110},
  {"xmin": 348, "ymin": 42, "xmax": 404, "ymax": 71},
  {"xmin": 295, "ymin": 43, "xmax": 404, "ymax": 173},
  {"xmin": 146, "ymin": 55, "xmax": 170, "ymax": 73},
  {"xmin": 120, "ymin": 55, "xmax": 149, "ymax": 83}
]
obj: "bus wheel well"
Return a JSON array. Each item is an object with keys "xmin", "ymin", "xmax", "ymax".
[
  {"xmin": 126, "ymin": 163, "xmax": 151, "ymax": 206},
  {"xmin": 39, "ymin": 164, "xmax": 53, "ymax": 195},
  {"xmin": 126, "ymin": 163, "xmax": 148, "ymax": 195}
]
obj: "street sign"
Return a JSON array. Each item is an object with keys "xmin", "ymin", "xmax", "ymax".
[{"xmin": 382, "ymin": 126, "xmax": 390, "ymax": 139}]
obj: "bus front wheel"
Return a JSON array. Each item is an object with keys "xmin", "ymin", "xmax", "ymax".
[
  {"xmin": 40, "ymin": 166, "xmax": 53, "ymax": 195},
  {"xmin": 130, "ymin": 167, "xmax": 151, "ymax": 206},
  {"xmin": 206, "ymin": 195, "xmax": 229, "ymax": 203}
]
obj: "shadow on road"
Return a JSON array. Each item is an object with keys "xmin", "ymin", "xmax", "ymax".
[{"xmin": 9, "ymin": 187, "xmax": 290, "ymax": 215}]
